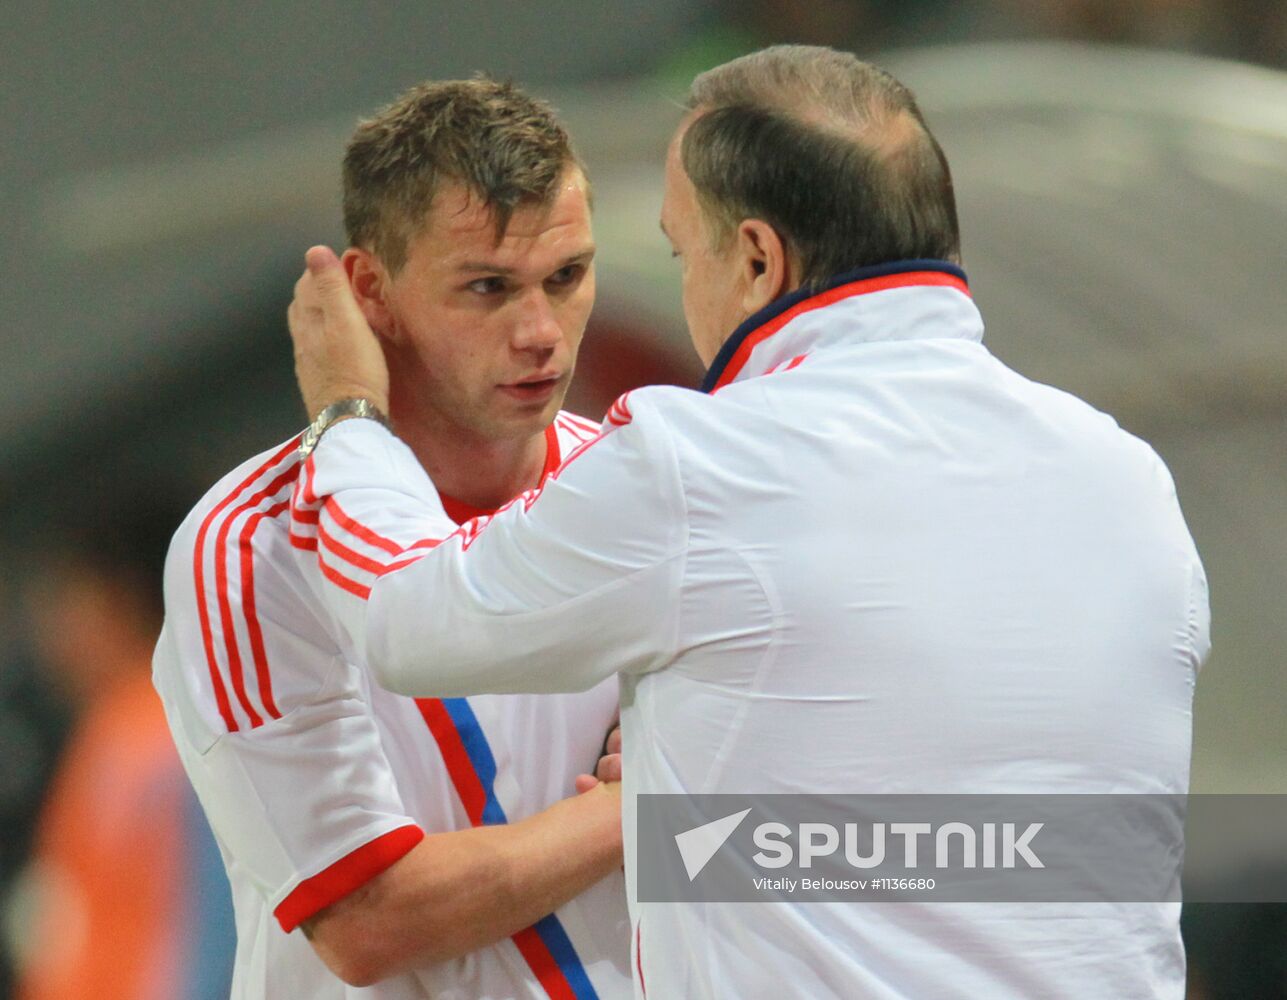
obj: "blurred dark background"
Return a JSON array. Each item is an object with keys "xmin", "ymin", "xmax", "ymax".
[{"xmin": 2, "ymin": 2, "xmax": 1284, "ymax": 997}]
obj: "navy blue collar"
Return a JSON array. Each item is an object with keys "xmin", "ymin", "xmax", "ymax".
[{"xmin": 699, "ymin": 259, "xmax": 968, "ymax": 394}]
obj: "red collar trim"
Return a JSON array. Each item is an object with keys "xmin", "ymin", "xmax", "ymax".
[
  {"xmin": 437, "ymin": 424, "xmax": 561, "ymax": 525},
  {"xmin": 707, "ymin": 269, "xmax": 970, "ymax": 393}
]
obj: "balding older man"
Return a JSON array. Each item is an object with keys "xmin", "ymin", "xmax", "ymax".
[{"xmin": 287, "ymin": 46, "xmax": 1208, "ymax": 1000}]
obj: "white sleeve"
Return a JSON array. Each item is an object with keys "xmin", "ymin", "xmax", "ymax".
[
  {"xmin": 153, "ymin": 487, "xmax": 424, "ymax": 933},
  {"xmin": 294, "ymin": 392, "xmax": 688, "ymax": 697}
]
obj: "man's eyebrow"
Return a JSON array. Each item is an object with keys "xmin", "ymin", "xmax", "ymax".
[
  {"xmin": 560, "ymin": 247, "xmax": 596, "ymax": 266},
  {"xmin": 456, "ymin": 261, "xmax": 516, "ymax": 275},
  {"xmin": 454, "ymin": 247, "xmax": 596, "ymax": 276}
]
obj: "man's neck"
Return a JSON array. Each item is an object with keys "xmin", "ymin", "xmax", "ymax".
[{"xmin": 393, "ymin": 410, "xmax": 550, "ymax": 512}]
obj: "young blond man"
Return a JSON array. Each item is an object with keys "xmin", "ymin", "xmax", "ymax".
[{"xmin": 154, "ymin": 79, "xmax": 630, "ymax": 998}]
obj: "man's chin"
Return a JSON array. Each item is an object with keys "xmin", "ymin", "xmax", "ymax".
[{"xmin": 488, "ymin": 391, "xmax": 567, "ymax": 440}]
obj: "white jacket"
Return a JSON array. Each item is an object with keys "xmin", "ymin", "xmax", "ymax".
[{"xmin": 299, "ymin": 261, "xmax": 1209, "ymax": 1000}]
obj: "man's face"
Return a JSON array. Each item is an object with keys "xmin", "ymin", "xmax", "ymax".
[
  {"xmin": 660, "ymin": 118, "xmax": 747, "ymax": 367},
  {"xmin": 377, "ymin": 167, "xmax": 595, "ymax": 443}
]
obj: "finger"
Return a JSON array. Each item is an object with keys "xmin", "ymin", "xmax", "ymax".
[
  {"xmin": 605, "ymin": 726, "xmax": 622, "ymax": 756},
  {"xmin": 304, "ymin": 246, "xmax": 356, "ymax": 311},
  {"xmin": 303, "ymin": 247, "xmax": 373, "ymax": 337},
  {"xmin": 595, "ymin": 753, "xmax": 622, "ymax": 784},
  {"xmin": 305, "ymin": 244, "xmax": 342, "ymax": 276},
  {"xmin": 574, "ymin": 773, "xmax": 600, "ymax": 794}
]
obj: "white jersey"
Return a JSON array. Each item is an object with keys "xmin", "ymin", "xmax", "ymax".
[
  {"xmin": 153, "ymin": 412, "xmax": 632, "ymax": 1000},
  {"xmin": 295, "ymin": 263, "xmax": 1210, "ymax": 1000}
]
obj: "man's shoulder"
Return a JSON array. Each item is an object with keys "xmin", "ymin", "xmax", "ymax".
[
  {"xmin": 986, "ymin": 358, "xmax": 1170, "ymax": 466},
  {"xmin": 170, "ymin": 433, "xmax": 306, "ymax": 574},
  {"xmin": 160, "ymin": 431, "xmax": 320, "ymax": 674},
  {"xmin": 156, "ymin": 432, "xmax": 345, "ymax": 750}
]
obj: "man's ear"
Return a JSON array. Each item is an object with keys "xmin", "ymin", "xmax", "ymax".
[
  {"xmin": 735, "ymin": 220, "xmax": 794, "ymax": 315},
  {"xmin": 342, "ymin": 247, "xmax": 398, "ymax": 343}
]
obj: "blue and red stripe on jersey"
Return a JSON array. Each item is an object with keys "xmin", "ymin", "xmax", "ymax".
[{"xmin": 415, "ymin": 694, "xmax": 600, "ymax": 1000}]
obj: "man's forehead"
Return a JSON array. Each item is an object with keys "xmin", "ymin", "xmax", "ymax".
[
  {"xmin": 425, "ymin": 182, "xmax": 508, "ymax": 239},
  {"xmin": 408, "ymin": 175, "xmax": 593, "ymax": 269},
  {"xmin": 667, "ymin": 111, "xmax": 700, "ymax": 158},
  {"xmin": 433, "ymin": 172, "xmax": 586, "ymax": 233},
  {"xmin": 660, "ymin": 120, "xmax": 698, "ymax": 223}
]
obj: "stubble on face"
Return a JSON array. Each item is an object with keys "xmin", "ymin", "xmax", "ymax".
[{"xmin": 380, "ymin": 169, "xmax": 596, "ymax": 449}]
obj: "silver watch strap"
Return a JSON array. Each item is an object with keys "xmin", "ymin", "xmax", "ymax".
[{"xmin": 298, "ymin": 397, "xmax": 390, "ymax": 459}]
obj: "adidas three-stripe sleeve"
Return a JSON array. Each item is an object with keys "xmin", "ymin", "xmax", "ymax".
[{"xmin": 296, "ymin": 394, "xmax": 688, "ymax": 699}]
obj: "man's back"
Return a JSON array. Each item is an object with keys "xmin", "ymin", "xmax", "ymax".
[
  {"xmin": 644, "ymin": 314, "xmax": 1202, "ymax": 799},
  {"xmin": 624, "ymin": 273, "xmax": 1207, "ymax": 998}
]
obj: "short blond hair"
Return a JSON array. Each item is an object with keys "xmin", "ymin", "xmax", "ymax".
[{"xmin": 343, "ymin": 77, "xmax": 582, "ymax": 272}]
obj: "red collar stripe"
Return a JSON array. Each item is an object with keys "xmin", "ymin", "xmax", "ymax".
[{"xmin": 710, "ymin": 271, "xmax": 970, "ymax": 392}]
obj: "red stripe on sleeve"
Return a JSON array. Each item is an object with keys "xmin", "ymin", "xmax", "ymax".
[
  {"xmin": 290, "ymin": 505, "xmax": 319, "ymax": 525},
  {"xmin": 289, "ymin": 532, "xmax": 318, "ymax": 551},
  {"xmin": 238, "ymin": 501, "xmax": 289, "ymax": 720},
  {"xmin": 192, "ymin": 438, "xmax": 300, "ymax": 733},
  {"xmin": 213, "ymin": 464, "xmax": 300, "ymax": 729},
  {"xmin": 301, "ymin": 454, "xmax": 320, "ymax": 505},
  {"xmin": 324, "ymin": 498, "xmax": 406, "ymax": 556},
  {"xmin": 319, "ymin": 559, "xmax": 372, "ymax": 600},
  {"xmin": 309, "ymin": 422, "xmax": 567, "ymax": 598},
  {"xmin": 318, "ymin": 519, "xmax": 392, "ymax": 576},
  {"xmin": 378, "ymin": 556, "xmax": 425, "ymax": 576},
  {"xmin": 605, "ymin": 392, "xmax": 634, "ymax": 428},
  {"xmin": 273, "ymin": 824, "xmax": 424, "ymax": 932}
]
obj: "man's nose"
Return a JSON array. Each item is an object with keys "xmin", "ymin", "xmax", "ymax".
[{"xmin": 511, "ymin": 289, "xmax": 563, "ymax": 352}]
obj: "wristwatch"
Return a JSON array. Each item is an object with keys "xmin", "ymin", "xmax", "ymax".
[{"xmin": 298, "ymin": 397, "xmax": 390, "ymax": 459}]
